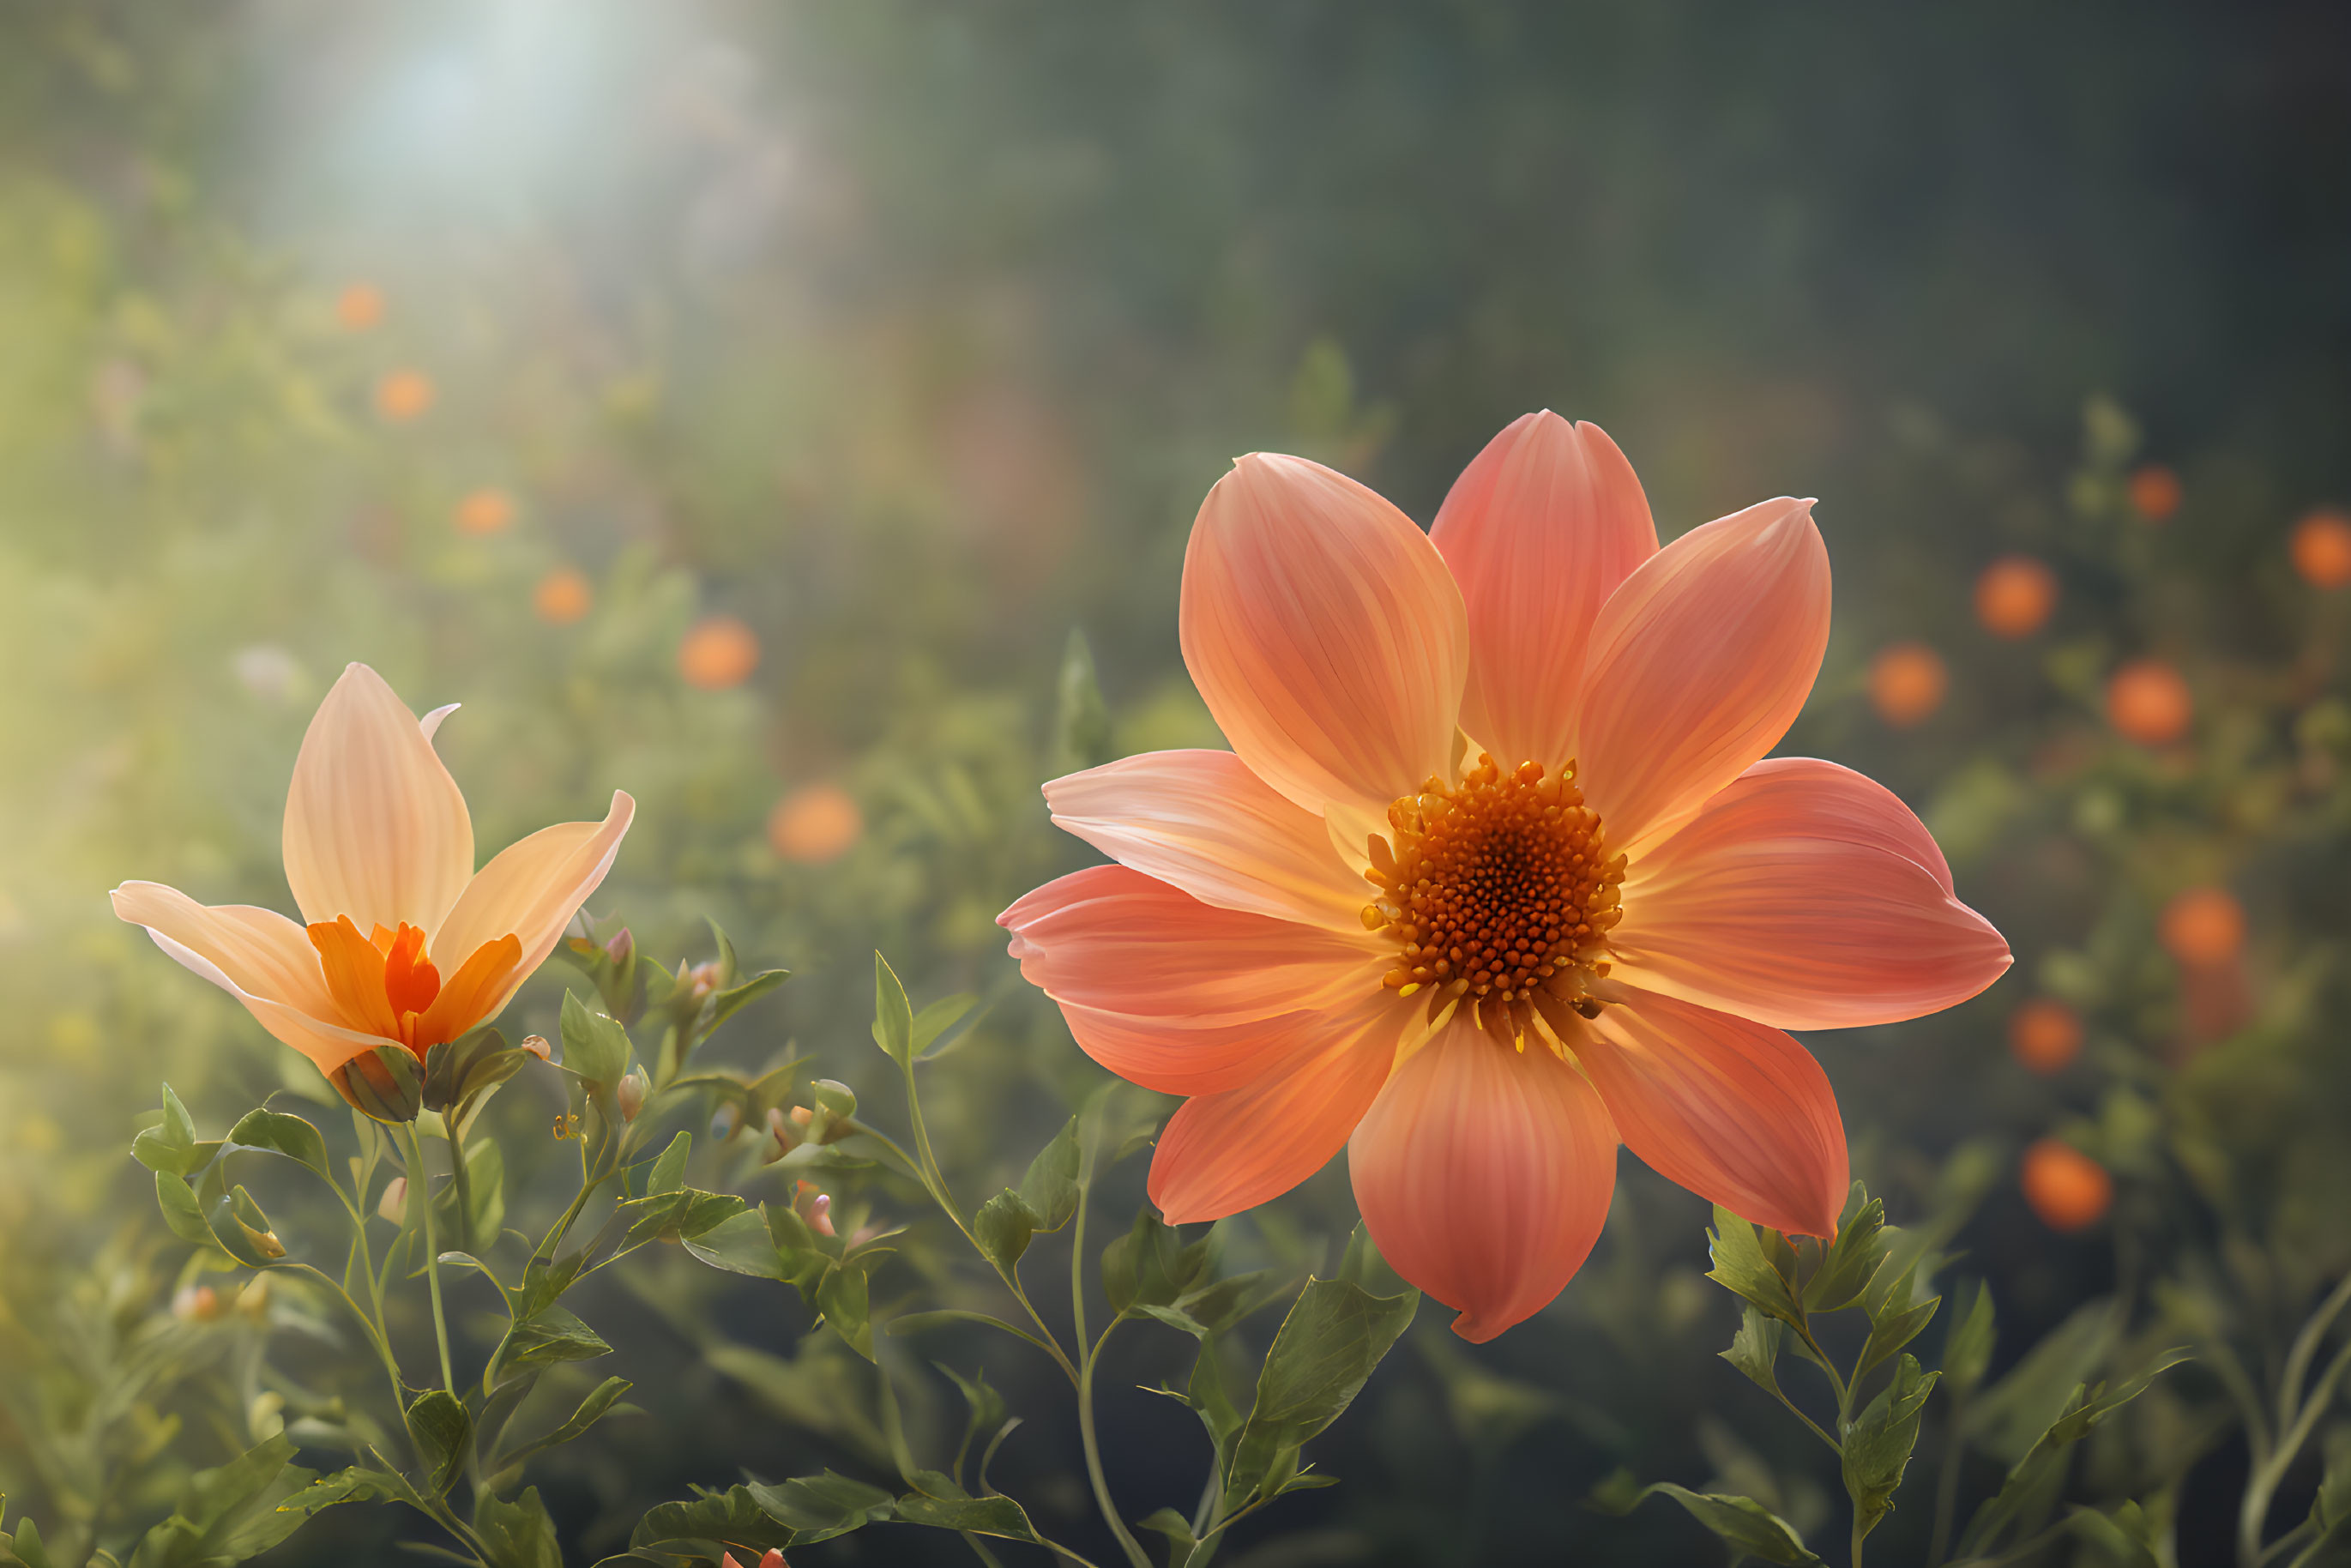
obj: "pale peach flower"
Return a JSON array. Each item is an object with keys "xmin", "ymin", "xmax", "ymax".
[
  {"xmin": 1002, "ymin": 414, "xmax": 2010, "ymax": 1340},
  {"xmin": 113, "ymin": 664, "xmax": 633, "ymax": 1107}
]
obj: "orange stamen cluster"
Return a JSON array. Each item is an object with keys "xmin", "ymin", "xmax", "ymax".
[
  {"xmin": 307, "ymin": 915, "xmax": 523, "ymax": 1059},
  {"xmin": 1361, "ymin": 754, "xmax": 1626, "ymax": 1050}
]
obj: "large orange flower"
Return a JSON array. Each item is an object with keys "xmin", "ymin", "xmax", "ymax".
[
  {"xmin": 1002, "ymin": 414, "xmax": 2010, "ymax": 1341},
  {"xmin": 113, "ymin": 664, "xmax": 634, "ymax": 1104}
]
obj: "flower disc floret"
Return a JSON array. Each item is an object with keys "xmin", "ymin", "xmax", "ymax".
[{"xmin": 1362, "ymin": 753, "xmax": 1625, "ymax": 1046}]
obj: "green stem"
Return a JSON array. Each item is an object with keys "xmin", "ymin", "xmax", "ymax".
[
  {"xmin": 1927, "ymin": 1392, "xmax": 1969, "ymax": 1567},
  {"xmin": 2279, "ymin": 1272, "xmax": 2351, "ymax": 1434},
  {"xmin": 2243, "ymin": 1335, "xmax": 2351, "ymax": 1567},
  {"xmin": 1080, "ymin": 1320, "xmax": 1152, "ymax": 1568},
  {"xmin": 402, "ymin": 1123, "xmax": 457, "ymax": 1394},
  {"xmin": 1852, "ymin": 1517, "xmax": 1866, "ymax": 1568},
  {"xmin": 445, "ymin": 1115, "xmax": 478, "ymax": 1258}
]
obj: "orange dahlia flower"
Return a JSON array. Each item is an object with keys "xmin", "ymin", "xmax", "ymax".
[
  {"xmin": 112, "ymin": 664, "xmax": 633, "ymax": 1105},
  {"xmin": 1001, "ymin": 413, "xmax": 2010, "ymax": 1341}
]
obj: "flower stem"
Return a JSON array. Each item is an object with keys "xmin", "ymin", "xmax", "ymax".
[
  {"xmin": 402, "ymin": 1121, "xmax": 457, "ymax": 1394},
  {"xmin": 1080, "ymin": 1320, "xmax": 1152, "ymax": 1568}
]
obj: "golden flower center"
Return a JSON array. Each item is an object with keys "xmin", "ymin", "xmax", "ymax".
[{"xmin": 1360, "ymin": 754, "xmax": 1626, "ymax": 1048}]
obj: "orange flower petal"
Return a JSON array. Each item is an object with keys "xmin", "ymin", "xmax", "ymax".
[
  {"xmin": 414, "ymin": 934, "xmax": 525, "ymax": 1050},
  {"xmin": 1578, "ymin": 985, "xmax": 1848, "ymax": 1239},
  {"xmin": 1179, "ymin": 453, "xmax": 1468, "ymax": 817},
  {"xmin": 309, "ymin": 915, "xmax": 404, "ymax": 1040},
  {"xmin": 1431, "ymin": 413, "xmax": 1657, "ymax": 769},
  {"xmin": 283, "ymin": 664, "xmax": 475, "ymax": 934},
  {"xmin": 1573, "ymin": 497, "xmax": 1831, "ymax": 853},
  {"xmin": 1347, "ymin": 1014, "xmax": 1619, "ymax": 1342},
  {"xmin": 1146, "ymin": 991, "xmax": 1408, "ymax": 1222},
  {"xmin": 1611, "ymin": 758, "xmax": 2010, "ymax": 1029},
  {"xmin": 431, "ymin": 791, "xmax": 635, "ymax": 1022},
  {"xmin": 1044, "ymin": 749, "xmax": 1371, "ymax": 930},
  {"xmin": 999, "ymin": 865, "xmax": 1384, "ymax": 1028}
]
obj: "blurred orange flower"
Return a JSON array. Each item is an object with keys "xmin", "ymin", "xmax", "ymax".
[
  {"xmin": 678, "ymin": 615, "xmax": 761, "ymax": 691},
  {"xmin": 375, "ymin": 370, "xmax": 435, "ymax": 423},
  {"xmin": 112, "ymin": 664, "xmax": 632, "ymax": 1110},
  {"xmin": 2290, "ymin": 508, "xmax": 2351, "ymax": 589},
  {"xmin": 769, "ymin": 784, "xmax": 862, "ymax": 864},
  {"xmin": 335, "ymin": 282, "xmax": 385, "ymax": 332},
  {"xmin": 1869, "ymin": 642, "xmax": 1947, "ymax": 727},
  {"xmin": 455, "ymin": 488, "xmax": 517, "ymax": 536},
  {"xmin": 2159, "ymin": 885, "xmax": 2245, "ymax": 967},
  {"xmin": 534, "ymin": 568, "xmax": 594, "ymax": 625},
  {"xmin": 2008, "ymin": 998, "xmax": 2083, "ymax": 1074},
  {"xmin": 2128, "ymin": 464, "xmax": 2181, "ymax": 522},
  {"xmin": 721, "ymin": 1549, "xmax": 787, "ymax": 1568},
  {"xmin": 1974, "ymin": 556, "xmax": 2057, "ymax": 639},
  {"xmin": 2021, "ymin": 1139, "xmax": 2112, "ymax": 1233},
  {"xmin": 2107, "ymin": 659, "xmax": 2191, "ymax": 745},
  {"xmin": 1002, "ymin": 413, "xmax": 2010, "ymax": 1341}
]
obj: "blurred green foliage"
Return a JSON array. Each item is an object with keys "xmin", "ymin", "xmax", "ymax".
[{"xmin": 2, "ymin": 3, "xmax": 2349, "ymax": 1565}]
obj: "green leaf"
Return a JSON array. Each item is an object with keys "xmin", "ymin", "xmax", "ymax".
[
  {"xmin": 1621, "ymin": 1482, "xmax": 1827, "ymax": 1566},
  {"xmin": 559, "ymin": 992, "xmax": 631, "ymax": 1087},
  {"xmin": 495, "ymin": 1306, "xmax": 613, "ymax": 1383},
  {"xmin": 894, "ymin": 1491, "xmax": 1043, "ymax": 1541},
  {"xmin": 1136, "ymin": 1507, "xmax": 1198, "ymax": 1560},
  {"xmin": 268, "ymin": 1466, "xmax": 399, "ymax": 1526},
  {"xmin": 630, "ymin": 1487, "xmax": 797, "ymax": 1558},
  {"xmin": 911, "ymin": 992, "xmax": 978, "ymax": 1055},
  {"xmin": 1721, "ymin": 1305, "xmax": 1787, "ymax": 1398},
  {"xmin": 403, "ymin": 1390, "xmax": 472, "ymax": 1496},
  {"xmin": 1804, "ymin": 1185, "xmax": 1886, "ymax": 1312},
  {"xmin": 131, "ymin": 1086, "xmax": 208, "ymax": 1176},
  {"xmin": 345, "ymin": 1045, "xmax": 426, "ymax": 1125},
  {"xmin": 818, "ymin": 1262, "xmax": 875, "ymax": 1361},
  {"xmin": 748, "ymin": 1471, "xmax": 897, "ymax": 1541},
  {"xmin": 1842, "ymin": 1354, "xmax": 1939, "ymax": 1542},
  {"xmin": 1103, "ymin": 1208, "xmax": 1209, "ymax": 1319},
  {"xmin": 224, "ymin": 1108, "xmax": 332, "ymax": 1184},
  {"xmin": 682, "ymin": 1208, "xmax": 787, "ymax": 1280},
  {"xmin": 1857, "ymin": 1259, "xmax": 1940, "ymax": 1379},
  {"xmin": 1707, "ymin": 1207, "xmax": 1805, "ymax": 1329},
  {"xmin": 154, "ymin": 1171, "xmax": 226, "ymax": 1254},
  {"xmin": 973, "ymin": 1190, "xmax": 1038, "ymax": 1273},
  {"xmin": 1941, "ymin": 1279, "xmax": 1997, "ymax": 1398},
  {"xmin": 1017, "ymin": 1117, "xmax": 1082, "ymax": 1231},
  {"xmin": 125, "ymin": 1436, "xmax": 316, "ymax": 1568},
  {"xmin": 473, "ymin": 1487, "xmax": 563, "ymax": 1568},
  {"xmin": 421, "ymin": 1028, "xmax": 532, "ymax": 1113},
  {"xmin": 492, "ymin": 1378, "xmax": 632, "ymax": 1470},
  {"xmin": 871, "ymin": 952, "xmax": 915, "ymax": 1068},
  {"xmin": 645, "ymin": 1132, "xmax": 690, "ymax": 1195},
  {"xmin": 1956, "ymin": 1348, "xmax": 2190, "ymax": 1558},
  {"xmin": 207, "ymin": 1185, "xmax": 286, "ymax": 1268},
  {"xmin": 707, "ymin": 968, "xmax": 790, "ymax": 1035},
  {"xmin": 1225, "ymin": 1276, "xmax": 1419, "ymax": 1505}
]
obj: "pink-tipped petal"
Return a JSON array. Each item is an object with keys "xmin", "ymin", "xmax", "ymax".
[
  {"xmin": 1432, "ymin": 413, "xmax": 1658, "ymax": 769},
  {"xmin": 1046, "ymin": 749, "xmax": 1371, "ymax": 930},
  {"xmin": 110, "ymin": 881, "xmax": 394, "ymax": 1073},
  {"xmin": 1578, "ymin": 984, "xmax": 1848, "ymax": 1239},
  {"xmin": 1179, "ymin": 453, "xmax": 1468, "ymax": 817},
  {"xmin": 431, "ymin": 791, "xmax": 635, "ymax": 1021},
  {"xmin": 1148, "ymin": 990, "xmax": 1408, "ymax": 1223},
  {"xmin": 1573, "ymin": 498, "xmax": 1831, "ymax": 853},
  {"xmin": 283, "ymin": 664, "xmax": 475, "ymax": 933},
  {"xmin": 999, "ymin": 865, "xmax": 1384, "ymax": 1028},
  {"xmin": 1612, "ymin": 760, "xmax": 2009, "ymax": 1029},
  {"xmin": 1348, "ymin": 1017, "xmax": 1619, "ymax": 1342}
]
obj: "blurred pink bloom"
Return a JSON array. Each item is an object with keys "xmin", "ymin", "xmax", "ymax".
[
  {"xmin": 112, "ymin": 664, "xmax": 633, "ymax": 1105},
  {"xmin": 1004, "ymin": 413, "xmax": 2010, "ymax": 1341}
]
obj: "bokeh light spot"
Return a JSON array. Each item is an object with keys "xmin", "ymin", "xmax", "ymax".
[
  {"xmin": 2022, "ymin": 1139, "xmax": 2113, "ymax": 1233},
  {"xmin": 2129, "ymin": 464, "xmax": 2182, "ymax": 522},
  {"xmin": 769, "ymin": 784, "xmax": 862, "ymax": 864},
  {"xmin": 533, "ymin": 567, "xmax": 593, "ymax": 624},
  {"xmin": 2160, "ymin": 885, "xmax": 2245, "ymax": 967},
  {"xmin": 678, "ymin": 614, "xmax": 761, "ymax": 691},
  {"xmin": 1974, "ymin": 555, "xmax": 2058, "ymax": 639},
  {"xmin": 1868, "ymin": 642, "xmax": 1947, "ymax": 727},
  {"xmin": 455, "ymin": 487, "xmax": 517, "ymax": 536},
  {"xmin": 2008, "ymin": 998, "xmax": 2083, "ymax": 1074},
  {"xmin": 2107, "ymin": 659, "xmax": 2191, "ymax": 745},
  {"xmin": 2290, "ymin": 508, "xmax": 2351, "ymax": 589},
  {"xmin": 375, "ymin": 369, "xmax": 436, "ymax": 422}
]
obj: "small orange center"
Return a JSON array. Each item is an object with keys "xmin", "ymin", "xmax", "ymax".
[
  {"xmin": 308, "ymin": 915, "xmax": 524, "ymax": 1058},
  {"xmin": 1362, "ymin": 754, "xmax": 1625, "ymax": 1049}
]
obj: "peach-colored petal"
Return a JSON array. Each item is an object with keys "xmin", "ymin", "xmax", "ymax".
[
  {"xmin": 431, "ymin": 790, "xmax": 635, "ymax": 1022},
  {"xmin": 999, "ymin": 865, "xmax": 1384, "ymax": 1027},
  {"xmin": 1147, "ymin": 990, "xmax": 1408, "ymax": 1223},
  {"xmin": 1348, "ymin": 1016, "xmax": 1619, "ymax": 1342},
  {"xmin": 1179, "ymin": 453, "xmax": 1468, "ymax": 817},
  {"xmin": 1578, "ymin": 985, "xmax": 1848, "ymax": 1239},
  {"xmin": 1573, "ymin": 498, "xmax": 1830, "ymax": 853},
  {"xmin": 283, "ymin": 664, "xmax": 475, "ymax": 933},
  {"xmin": 1431, "ymin": 413, "xmax": 1657, "ymax": 769},
  {"xmin": 1612, "ymin": 759, "xmax": 2009, "ymax": 1029},
  {"xmin": 110, "ymin": 883, "xmax": 394, "ymax": 1074},
  {"xmin": 1045, "ymin": 750, "xmax": 1371, "ymax": 930}
]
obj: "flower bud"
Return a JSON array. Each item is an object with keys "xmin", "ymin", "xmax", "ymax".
[
  {"xmin": 521, "ymin": 1035, "xmax": 552, "ymax": 1062},
  {"xmin": 617, "ymin": 1066, "xmax": 649, "ymax": 1122},
  {"xmin": 378, "ymin": 1175, "xmax": 409, "ymax": 1226},
  {"xmin": 172, "ymin": 1284, "xmax": 221, "ymax": 1322},
  {"xmin": 604, "ymin": 926, "xmax": 636, "ymax": 965},
  {"xmin": 685, "ymin": 960, "xmax": 722, "ymax": 1001}
]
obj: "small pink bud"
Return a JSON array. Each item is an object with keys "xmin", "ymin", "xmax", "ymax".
[
  {"xmin": 687, "ymin": 960, "xmax": 723, "ymax": 1001},
  {"xmin": 521, "ymin": 1034, "xmax": 552, "ymax": 1062},
  {"xmin": 809, "ymin": 1193, "xmax": 835, "ymax": 1238},
  {"xmin": 378, "ymin": 1176, "xmax": 409, "ymax": 1225},
  {"xmin": 172, "ymin": 1284, "xmax": 220, "ymax": 1322},
  {"xmin": 604, "ymin": 927, "xmax": 636, "ymax": 965},
  {"xmin": 617, "ymin": 1067, "xmax": 648, "ymax": 1122}
]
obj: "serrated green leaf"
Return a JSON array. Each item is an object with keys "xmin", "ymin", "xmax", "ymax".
[
  {"xmin": 1018, "ymin": 1117, "xmax": 1082, "ymax": 1231},
  {"xmin": 403, "ymin": 1390, "xmax": 472, "ymax": 1496},
  {"xmin": 1843, "ymin": 1354, "xmax": 1938, "ymax": 1541},
  {"xmin": 973, "ymin": 1189, "xmax": 1037, "ymax": 1272},
  {"xmin": 1956, "ymin": 1348, "xmax": 2189, "ymax": 1558},
  {"xmin": 1628, "ymin": 1483, "xmax": 1827, "ymax": 1566},
  {"xmin": 558, "ymin": 992, "xmax": 631, "ymax": 1087},
  {"xmin": 473, "ymin": 1486, "xmax": 562, "ymax": 1568},
  {"xmin": 1225, "ymin": 1276, "xmax": 1418, "ymax": 1505},
  {"xmin": 682, "ymin": 1207, "xmax": 787, "ymax": 1279},
  {"xmin": 1722, "ymin": 1305, "xmax": 1787, "ymax": 1398},
  {"xmin": 1804, "ymin": 1186, "xmax": 1886, "ymax": 1312},
  {"xmin": 1857, "ymin": 1259, "xmax": 1940, "ymax": 1379},
  {"xmin": 871, "ymin": 953, "xmax": 914, "ymax": 1068},
  {"xmin": 1708, "ymin": 1207, "xmax": 1805, "ymax": 1329}
]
